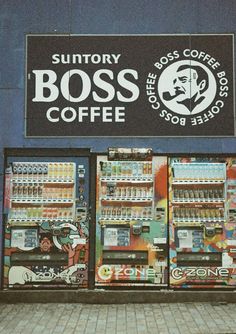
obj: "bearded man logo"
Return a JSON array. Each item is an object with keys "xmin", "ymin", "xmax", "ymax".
[{"xmin": 162, "ymin": 64, "xmax": 209, "ymax": 113}]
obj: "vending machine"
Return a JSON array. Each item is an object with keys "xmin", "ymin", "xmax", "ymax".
[
  {"xmin": 95, "ymin": 148, "xmax": 168, "ymax": 287},
  {"xmin": 3, "ymin": 149, "xmax": 90, "ymax": 288},
  {"xmin": 169, "ymin": 157, "xmax": 236, "ymax": 288}
]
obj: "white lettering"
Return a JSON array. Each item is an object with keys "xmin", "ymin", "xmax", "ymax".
[
  {"xmin": 32, "ymin": 70, "xmax": 59, "ymax": 102},
  {"xmin": 117, "ymin": 69, "xmax": 140, "ymax": 102},
  {"xmin": 60, "ymin": 70, "xmax": 91, "ymax": 102}
]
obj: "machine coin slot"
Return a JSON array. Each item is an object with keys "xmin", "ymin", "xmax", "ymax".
[
  {"xmin": 229, "ymin": 209, "xmax": 236, "ymax": 223},
  {"xmin": 78, "ymin": 168, "xmax": 85, "ymax": 174},
  {"xmin": 76, "ymin": 207, "xmax": 87, "ymax": 222},
  {"xmin": 215, "ymin": 227, "xmax": 223, "ymax": 234},
  {"xmin": 204, "ymin": 227, "xmax": 216, "ymax": 237},
  {"xmin": 156, "ymin": 207, "xmax": 165, "ymax": 220},
  {"xmin": 142, "ymin": 222, "xmax": 150, "ymax": 233},
  {"xmin": 132, "ymin": 223, "xmax": 142, "ymax": 235}
]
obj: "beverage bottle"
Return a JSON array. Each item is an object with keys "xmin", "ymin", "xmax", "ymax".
[
  {"xmin": 48, "ymin": 163, "xmax": 52, "ymax": 178},
  {"xmin": 116, "ymin": 187, "xmax": 121, "ymax": 197},
  {"xmin": 22, "ymin": 164, "xmax": 27, "ymax": 177},
  {"xmin": 39, "ymin": 164, "xmax": 43, "ymax": 180},
  {"xmin": 12, "ymin": 184, "xmax": 17, "ymax": 197},
  {"xmin": 106, "ymin": 162, "xmax": 111, "ymax": 176},
  {"xmin": 127, "ymin": 186, "xmax": 131, "ymax": 197},
  {"xmin": 54, "ymin": 163, "xmax": 59, "ymax": 179},
  {"xmin": 122, "ymin": 163, "xmax": 127, "ymax": 176},
  {"xmin": 143, "ymin": 187, "xmax": 147, "ymax": 198},
  {"xmin": 148, "ymin": 163, "xmax": 152, "ymax": 175},
  {"xmin": 23, "ymin": 185, "xmax": 27, "ymax": 197},
  {"xmin": 116, "ymin": 162, "xmax": 121, "ymax": 176},
  {"xmin": 101, "ymin": 207, "xmax": 105, "ymax": 217},
  {"xmin": 127, "ymin": 162, "xmax": 132, "ymax": 176},
  {"xmin": 52, "ymin": 163, "xmax": 56, "ymax": 179},
  {"xmin": 112, "ymin": 207, "xmax": 117, "ymax": 217},
  {"xmin": 147, "ymin": 207, "xmax": 152, "ymax": 218},
  {"xmin": 174, "ymin": 189, "xmax": 178, "ymax": 199},
  {"xmin": 42, "ymin": 164, "xmax": 48, "ymax": 180},
  {"xmin": 107, "ymin": 207, "xmax": 111, "ymax": 217},
  {"xmin": 122, "ymin": 207, "xmax": 127, "ymax": 218},
  {"xmin": 122, "ymin": 187, "xmax": 126, "ymax": 197},
  {"xmin": 127, "ymin": 208, "xmax": 131, "ymax": 217},
  {"xmin": 133, "ymin": 162, "xmax": 138, "ymax": 176},
  {"xmin": 117, "ymin": 207, "xmax": 121, "ymax": 217},
  {"xmin": 143, "ymin": 163, "xmax": 147, "ymax": 175},
  {"xmin": 149, "ymin": 187, "xmax": 153, "ymax": 197},
  {"xmin": 143, "ymin": 207, "xmax": 147, "ymax": 218},
  {"xmin": 189, "ymin": 189, "xmax": 194, "ymax": 200},
  {"xmin": 138, "ymin": 163, "xmax": 143, "ymax": 176},
  {"xmin": 101, "ymin": 162, "xmax": 107, "ymax": 176},
  {"xmin": 132, "ymin": 186, "xmax": 137, "ymax": 197},
  {"xmin": 28, "ymin": 184, "xmax": 33, "ymax": 197},
  {"xmin": 27, "ymin": 164, "xmax": 32, "ymax": 176},
  {"xmin": 18, "ymin": 183, "xmax": 22, "ymax": 197},
  {"xmin": 112, "ymin": 162, "xmax": 117, "ymax": 176},
  {"xmin": 58, "ymin": 163, "xmax": 62, "ymax": 178},
  {"xmin": 63, "ymin": 163, "xmax": 68, "ymax": 180},
  {"xmin": 184, "ymin": 190, "xmax": 189, "ymax": 199},
  {"xmin": 101, "ymin": 185, "xmax": 107, "ymax": 196},
  {"xmin": 33, "ymin": 184, "xmax": 38, "ymax": 197},
  {"xmin": 137, "ymin": 187, "xmax": 142, "ymax": 197},
  {"xmin": 199, "ymin": 190, "xmax": 204, "ymax": 199}
]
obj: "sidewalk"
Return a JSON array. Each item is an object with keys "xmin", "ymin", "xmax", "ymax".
[{"xmin": 0, "ymin": 302, "xmax": 236, "ymax": 334}]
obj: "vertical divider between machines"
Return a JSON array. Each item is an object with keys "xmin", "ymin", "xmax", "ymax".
[
  {"xmin": 166, "ymin": 155, "xmax": 170, "ymax": 289},
  {"xmin": 88, "ymin": 153, "xmax": 97, "ymax": 289},
  {"xmin": 1, "ymin": 149, "xmax": 8, "ymax": 289}
]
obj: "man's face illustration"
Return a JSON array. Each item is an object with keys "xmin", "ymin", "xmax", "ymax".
[{"xmin": 173, "ymin": 68, "xmax": 200, "ymax": 102}]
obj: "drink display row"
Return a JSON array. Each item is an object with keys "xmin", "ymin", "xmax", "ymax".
[
  {"xmin": 173, "ymin": 188, "xmax": 224, "ymax": 201},
  {"xmin": 100, "ymin": 206, "xmax": 153, "ymax": 219},
  {"xmin": 101, "ymin": 184, "xmax": 153, "ymax": 198},
  {"xmin": 12, "ymin": 183, "xmax": 74, "ymax": 200},
  {"xmin": 173, "ymin": 207, "xmax": 224, "ymax": 220},
  {"xmin": 100, "ymin": 161, "xmax": 152, "ymax": 177},
  {"xmin": 173, "ymin": 163, "xmax": 226, "ymax": 180},
  {"xmin": 9, "ymin": 206, "xmax": 74, "ymax": 220},
  {"xmin": 12, "ymin": 162, "xmax": 75, "ymax": 180}
]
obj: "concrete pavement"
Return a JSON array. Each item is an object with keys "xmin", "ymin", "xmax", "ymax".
[{"xmin": 0, "ymin": 302, "xmax": 236, "ymax": 334}]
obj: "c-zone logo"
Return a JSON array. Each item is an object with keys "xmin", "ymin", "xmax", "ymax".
[
  {"xmin": 171, "ymin": 267, "xmax": 229, "ymax": 280},
  {"xmin": 146, "ymin": 49, "xmax": 229, "ymax": 127}
]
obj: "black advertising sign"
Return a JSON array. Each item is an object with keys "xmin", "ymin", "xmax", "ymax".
[{"xmin": 26, "ymin": 34, "xmax": 235, "ymax": 137}]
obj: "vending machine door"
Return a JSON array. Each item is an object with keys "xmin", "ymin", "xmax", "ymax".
[
  {"xmin": 169, "ymin": 157, "xmax": 236, "ymax": 288},
  {"xmin": 3, "ymin": 151, "xmax": 90, "ymax": 288},
  {"xmin": 95, "ymin": 148, "xmax": 168, "ymax": 287}
]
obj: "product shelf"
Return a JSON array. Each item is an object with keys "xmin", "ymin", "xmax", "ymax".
[
  {"xmin": 101, "ymin": 196, "xmax": 153, "ymax": 202},
  {"xmin": 100, "ymin": 176, "xmax": 153, "ymax": 182},
  {"xmin": 172, "ymin": 179, "xmax": 225, "ymax": 184},
  {"xmin": 11, "ymin": 198, "xmax": 74, "ymax": 204},
  {"xmin": 173, "ymin": 218, "xmax": 225, "ymax": 223},
  {"xmin": 8, "ymin": 218, "xmax": 74, "ymax": 224},
  {"xmin": 99, "ymin": 217, "xmax": 152, "ymax": 221},
  {"xmin": 172, "ymin": 199, "xmax": 225, "ymax": 204},
  {"xmin": 11, "ymin": 178, "xmax": 74, "ymax": 184}
]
